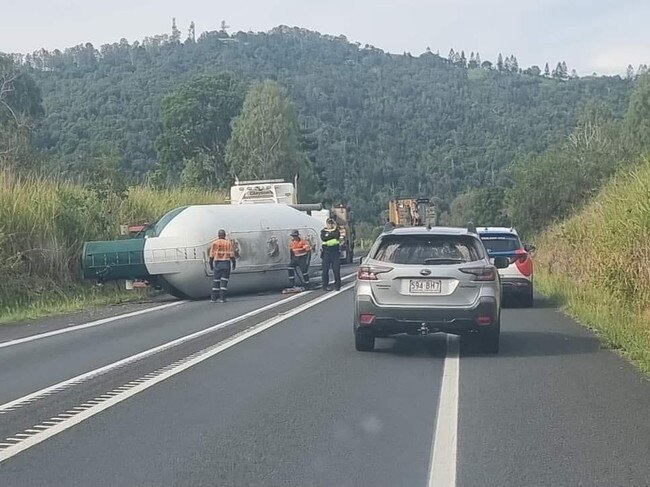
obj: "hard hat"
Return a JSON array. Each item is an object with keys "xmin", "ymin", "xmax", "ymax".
[{"xmin": 290, "ymin": 229, "xmax": 300, "ymax": 237}]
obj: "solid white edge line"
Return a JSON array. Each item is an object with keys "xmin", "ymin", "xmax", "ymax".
[
  {"xmin": 0, "ymin": 281, "xmax": 354, "ymax": 463},
  {"xmin": 428, "ymin": 334, "xmax": 460, "ymax": 487},
  {"xmin": 0, "ymin": 273, "xmax": 356, "ymax": 412},
  {"xmin": 0, "ymin": 301, "xmax": 188, "ymax": 349}
]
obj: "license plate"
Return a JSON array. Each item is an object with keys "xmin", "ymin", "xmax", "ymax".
[{"xmin": 409, "ymin": 279, "xmax": 441, "ymax": 294}]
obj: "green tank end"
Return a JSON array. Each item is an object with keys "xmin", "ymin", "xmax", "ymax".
[{"xmin": 82, "ymin": 238, "xmax": 149, "ymax": 281}]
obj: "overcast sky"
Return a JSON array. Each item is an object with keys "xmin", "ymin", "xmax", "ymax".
[{"xmin": 1, "ymin": 0, "xmax": 648, "ymax": 75}]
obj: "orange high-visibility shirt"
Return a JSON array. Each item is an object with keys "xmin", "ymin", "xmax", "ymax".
[
  {"xmin": 290, "ymin": 238, "xmax": 311, "ymax": 257},
  {"xmin": 209, "ymin": 238, "xmax": 234, "ymax": 261}
]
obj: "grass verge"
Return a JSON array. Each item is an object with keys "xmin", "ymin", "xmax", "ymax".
[
  {"xmin": 0, "ymin": 285, "xmax": 150, "ymax": 326},
  {"xmin": 1, "ymin": 169, "xmax": 224, "ymax": 324},
  {"xmin": 534, "ymin": 160, "xmax": 650, "ymax": 376},
  {"xmin": 535, "ymin": 271, "xmax": 650, "ymax": 376}
]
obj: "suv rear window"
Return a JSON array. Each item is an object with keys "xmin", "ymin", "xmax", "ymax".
[
  {"xmin": 372, "ymin": 235, "xmax": 484, "ymax": 265},
  {"xmin": 479, "ymin": 233, "xmax": 521, "ymax": 252}
]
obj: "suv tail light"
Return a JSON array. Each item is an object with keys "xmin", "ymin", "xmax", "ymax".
[
  {"xmin": 509, "ymin": 249, "xmax": 529, "ymax": 264},
  {"xmin": 460, "ymin": 266, "xmax": 497, "ymax": 281},
  {"xmin": 357, "ymin": 265, "xmax": 393, "ymax": 281}
]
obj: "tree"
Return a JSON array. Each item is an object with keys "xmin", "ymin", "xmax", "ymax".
[
  {"xmin": 468, "ymin": 52, "xmax": 477, "ymax": 68},
  {"xmin": 626, "ymin": 64, "xmax": 635, "ymax": 80},
  {"xmin": 552, "ymin": 62, "xmax": 567, "ymax": 80},
  {"xmin": 504, "ymin": 56, "xmax": 512, "ymax": 72},
  {"xmin": 497, "ymin": 53, "xmax": 504, "ymax": 71},
  {"xmin": 154, "ymin": 72, "xmax": 244, "ymax": 186},
  {"xmin": 624, "ymin": 73, "xmax": 650, "ymax": 150},
  {"xmin": 171, "ymin": 18, "xmax": 181, "ymax": 43},
  {"xmin": 220, "ymin": 20, "xmax": 230, "ymax": 34},
  {"xmin": 459, "ymin": 50, "xmax": 467, "ymax": 68},
  {"xmin": 481, "ymin": 60, "xmax": 493, "ymax": 70},
  {"xmin": 449, "ymin": 187, "xmax": 509, "ymax": 227},
  {"xmin": 0, "ymin": 55, "xmax": 43, "ymax": 169},
  {"xmin": 448, "ymin": 48, "xmax": 456, "ymax": 62},
  {"xmin": 524, "ymin": 65, "xmax": 541, "ymax": 76},
  {"xmin": 226, "ymin": 80, "xmax": 311, "ymax": 186},
  {"xmin": 475, "ymin": 52, "xmax": 481, "ymax": 66},
  {"xmin": 510, "ymin": 55, "xmax": 519, "ymax": 73},
  {"xmin": 570, "ymin": 69, "xmax": 578, "ymax": 79},
  {"xmin": 507, "ymin": 102, "xmax": 626, "ymax": 234},
  {"xmin": 187, "ymin": 21, "xmax": 196, "ymax": 43},
  {"xmin": 544, "ymin": 62, "xmax": 550, "ymax": 77}
]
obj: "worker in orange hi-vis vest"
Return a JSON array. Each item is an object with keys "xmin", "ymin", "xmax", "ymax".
[
  {"xmin": 209, "ymin": 229, "xmax": 236, "ymax": 303},
  {"xmin": 288, "ymin": 229, "xmax": 311, "ymax": 289}
]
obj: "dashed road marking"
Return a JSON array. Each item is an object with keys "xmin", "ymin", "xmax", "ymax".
[
  {"xmin": 0, "ymin": 290, "xmax": 310, "ymax": 414},
  {"xmin": 0, "ymin": 283, "xmax": 354, "ymax": 462}
]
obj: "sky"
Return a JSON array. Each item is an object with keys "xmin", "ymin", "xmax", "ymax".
[{"xmin": 1, "ymin": 0, "xmax": 648, "ymax": 76}]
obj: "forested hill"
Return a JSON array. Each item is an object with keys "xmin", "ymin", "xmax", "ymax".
[{"xmin": 19, "ymin": 26, "xmax": 632, "ymax": 220}]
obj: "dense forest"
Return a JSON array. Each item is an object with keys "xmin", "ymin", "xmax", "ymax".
[{"xmin": 3, "ymin": 23, "xmax": 644, "ymax": 222}]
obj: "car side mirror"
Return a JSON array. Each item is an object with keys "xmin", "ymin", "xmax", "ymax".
[
  {"xmin": 494, "ymin": 256, "xmax": 509, "ymax": 269},
  {"xmin": 524, "ymin": 244, "xmax": 536, "ymax": 253}
]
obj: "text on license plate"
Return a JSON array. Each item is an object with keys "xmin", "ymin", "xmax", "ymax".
[{"xmin": 409, "ymin": 279, "xmax": 441, "ymax": 294}]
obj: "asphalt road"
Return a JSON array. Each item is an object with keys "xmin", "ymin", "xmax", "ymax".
[{"xmin": 0, "ymin": 281, "xmax": 648, "ymax": 486}]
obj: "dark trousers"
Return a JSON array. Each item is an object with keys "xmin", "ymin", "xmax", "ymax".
[
  {"xmin": 211, "ymin": 261, "xmax": 231, "ymax": 300},
  {"xmin": 322, "ymin": 250, "xmax": 341, "ymax": 290},
  {"xmin": 289, "ymin": 255, "xmax": 310, "ymax": 287}
]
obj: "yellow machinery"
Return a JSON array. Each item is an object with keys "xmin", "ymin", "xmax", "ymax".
[{"xmin": 388, "ymin": 198, "xmax": 437, "ymax": 227}]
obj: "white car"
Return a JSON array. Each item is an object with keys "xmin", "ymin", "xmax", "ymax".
[{"xmin": 478, "ymin": 227, "xmax": 534, "ymax": 307}]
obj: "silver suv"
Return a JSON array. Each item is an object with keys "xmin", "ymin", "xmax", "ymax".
[{"xmin": 354, "ymin": 226, "xmax": 509, "ymax": 353}]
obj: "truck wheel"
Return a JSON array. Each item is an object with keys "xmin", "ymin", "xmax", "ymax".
[{"xmin": 355, "ymin": 332, "xmax": 375, "ymax": 352}]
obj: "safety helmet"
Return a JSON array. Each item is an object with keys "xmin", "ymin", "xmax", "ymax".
[{"xmin": 290, "ymin": 229, "xmax": 300, "ymax": 237}]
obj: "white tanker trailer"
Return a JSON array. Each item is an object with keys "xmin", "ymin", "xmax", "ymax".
[{"xmin": 82, "ymin": 203, "xmax": 325, "ymax": 299}]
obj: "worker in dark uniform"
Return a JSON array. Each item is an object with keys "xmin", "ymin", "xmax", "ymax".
[
  {"xmin": 320, "ymin": 218, "xmax": 341, "ymax": 291},
  {"xmin": 209, "ymin": 229, "xmax": 236, "ymax": 303},
  {"xmin": 288, "ymin": 229, "xmax": 311, "ymax": 288}
]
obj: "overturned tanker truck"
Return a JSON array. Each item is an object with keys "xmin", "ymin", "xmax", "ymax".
[{"xmin": 81, "ymin": 203, "xmax": 325, "ymax": 299}]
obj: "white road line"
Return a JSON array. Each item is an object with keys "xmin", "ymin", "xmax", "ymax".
[
  {"xmin": 428, "ymin": 334, "xmax": 460, "ymax": 487},
  {"xmin": 0, "ymin": 292, "xmax": 307, "ymax": 412},
  {"xmin": 0, "ymin": 301, "xmax": 187, "ymax": 349},
  {"xmin": 0, "ymin": 271, "xmax": 358, "ymax": 351},
  {"xmin": 0, "ymin": 282, "xmax": 354, "ymax": 463},
  {"xmin": 0, "ymin": 273, "xmax": 357, "ymax": 413}
]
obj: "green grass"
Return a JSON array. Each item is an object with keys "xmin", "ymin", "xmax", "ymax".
[
  {"xmin": 0, "ymin": 285, "xmax": 149, "ymax": 326},
  {"xmin": 535, "ymin": 159, "xmax": 650, "ymax": 376},
  {"xmin": 0, "ymin": 169, "xmax": 224, "ymax": 324}
]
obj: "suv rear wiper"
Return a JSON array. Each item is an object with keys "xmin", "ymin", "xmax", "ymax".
[{"xmin": 424, "ymin": 258, "xmax": 464, "ymax": 265}]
